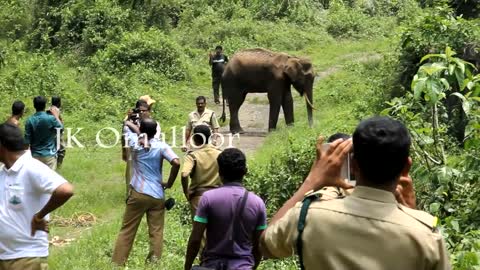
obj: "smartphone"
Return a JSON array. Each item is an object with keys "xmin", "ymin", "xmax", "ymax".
[{"xmin": 321, "ymin": 143, "xmax": 356, "ymax": 186}]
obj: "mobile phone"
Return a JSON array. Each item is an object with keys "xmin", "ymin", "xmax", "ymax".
[{"xmin": 321, "ymin": 143, "xmax": 355, "ymax": 186}]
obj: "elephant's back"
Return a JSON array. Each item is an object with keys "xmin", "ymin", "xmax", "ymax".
[
  {"xmin": 225, "ymin": 48, "xmax": 287, "ymax": 77},
  {"xmin": 230, "ymin": 48, "xmax": 287, "ymax": 63}
]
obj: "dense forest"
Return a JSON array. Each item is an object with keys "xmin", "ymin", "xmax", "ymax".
[{"xmin": 1, "ymin": 0, "xmax": 479, "ymax": 269}]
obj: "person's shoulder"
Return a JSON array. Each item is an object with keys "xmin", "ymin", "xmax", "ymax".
[
  {"xmin": 204, "ymin": 108, "xmax": 215, "ymax": 114},
  {"xmin": 396, "ymin": 204, "xmax": 439, "ymax": 233}
]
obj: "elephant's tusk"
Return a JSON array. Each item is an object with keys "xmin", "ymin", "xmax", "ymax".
[{"xmin": 304, "ymin": 95, "xmax": 317, "ymax": 111}]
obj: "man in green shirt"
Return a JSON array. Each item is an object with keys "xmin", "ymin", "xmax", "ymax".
[{"xmin": 24, "ymin": 96, "xmax": 63, "ymax": 170}]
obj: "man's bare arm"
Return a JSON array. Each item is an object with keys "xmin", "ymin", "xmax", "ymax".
[
  {"xmin": 32, "ymin": 183, "xmax": 74, "ymax": 236},
  {"xmin": 184, "ymin": 222, "xmax": 207, "ymax": 270}
]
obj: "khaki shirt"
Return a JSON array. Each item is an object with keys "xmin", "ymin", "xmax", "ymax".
[
  {"xmin": 182, "ymin": 145, "xmax": 222, "ymax": 192},
  {"xmin": 186, "ymin": 109, "xmax": 220, "ymax": 131},
  {"xmin": 262, "ymin": 186, "xmax": 451, "ymax": 270}
]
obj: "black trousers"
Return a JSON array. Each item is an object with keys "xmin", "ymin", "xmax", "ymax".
[{"xmin": 212, "ymin": 75, "xmax": 221, "ymax": 102}]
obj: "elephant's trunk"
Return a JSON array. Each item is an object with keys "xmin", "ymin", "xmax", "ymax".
[{"xmin": 305, "ymin": 90, "xmax": 313, "ymax": 127}]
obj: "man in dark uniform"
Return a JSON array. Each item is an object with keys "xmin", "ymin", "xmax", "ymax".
[{"xmin": 209, "ymin": 45, "xmax": 228, "ymax": 105}]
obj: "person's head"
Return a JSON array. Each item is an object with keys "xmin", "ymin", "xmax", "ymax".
[
  {"xmin": 139, "ymin": 95, "xmax": 156, "ymax": 111},
  {"xmin": 192, "ymin": 125, "xmax": 211, "ymax": 147},
  {"xmin": 217, "ymin": 148, "xmax": 247, "ymax": 183},
  {"xmin": 33, "ymin": 96, "xmax": 47, "ymax": 112},
  {"xmin": 11, "ymin": 101, "xmax": 25, "ymax": 117},
  {"xmin": 135, "ymin": 99, "xmax": 150, "ymax": 119},
  {"xmin": 0, "ymin": 123, "xmax": 25, "ymax": 163},
  {"xmin": 196, "ymin": 96, "xmax": 207, "ymax": 113},
  {"xmin": 352, "ymin": 116, "xmax": 411, "ymax": 187},
  {"xmin": 52, "ymin": 96, "xmax": 61, "ymax": 108},
  {"xmin": 328, "ymin": 132, "xmax": 351, "ymax": 143},
  {"xmin": 139, "ymin": 118, "xmax": 158, "ymax": 139},
  {"xmin": 215, "ymin": 45, "xmax": 223, "ymax": 55}
]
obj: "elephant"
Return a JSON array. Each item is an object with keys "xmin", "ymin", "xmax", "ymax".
[{"xmin": 220, "ymin": 48, "xmax": 315, "ymax": 134}]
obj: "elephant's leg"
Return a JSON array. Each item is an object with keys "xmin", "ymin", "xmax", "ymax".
[
  {"xmin": 267, "ymin": 91, "xmax": 282, "ymax": 132},
  {"xmin": 228, "ymin": 92, "xmax": 246, "ymax": 134},
  {"xmin": 282, "ymin": 89, "xmax": 294, "ymax": 126}
]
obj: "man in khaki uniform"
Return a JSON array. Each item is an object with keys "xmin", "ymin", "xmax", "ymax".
[
  {"xmin": 181, "ymin": 125, "xmax": 222, "ymax": 216},
  {"xmin": 260, "ymin": 117, "xmax": 451, "ymax": 270},
  {"xmin": 182, "ymin": 96, "xmax": 220, "ymax": 152}
]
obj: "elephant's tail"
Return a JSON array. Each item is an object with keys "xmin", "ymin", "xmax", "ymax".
[{"xmin": 220, "ymin": 80, "xmax": 226, "ymax": 123}]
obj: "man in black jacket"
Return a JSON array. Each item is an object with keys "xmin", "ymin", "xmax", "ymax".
[{"xmin": 209, "ymin": 45, "xmax": 228, "ymax": 105}]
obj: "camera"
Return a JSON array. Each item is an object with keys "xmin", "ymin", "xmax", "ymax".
[
  {"xmin": 129, "ymin": 108, "xmax": 141, "ymax": 121},
  {"xmin": 321, "ymin": 143, "xmax": 356, "ymax": 186}
]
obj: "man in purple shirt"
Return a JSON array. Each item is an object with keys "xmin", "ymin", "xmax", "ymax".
[{"xmin": 184, "ymin": 148, "xmax": 267, "ymax": 270}]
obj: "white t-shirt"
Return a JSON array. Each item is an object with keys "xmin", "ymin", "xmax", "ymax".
[{"xmin": 0, "ymin": 152, "xmax": 67, "ymax": 259}]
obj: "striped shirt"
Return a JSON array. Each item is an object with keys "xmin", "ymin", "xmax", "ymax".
[{"xmin": 127, "ymin": 130, "xmax": 178, "ymax": 199}]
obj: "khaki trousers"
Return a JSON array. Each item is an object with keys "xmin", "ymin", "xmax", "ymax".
[
  {"xmin": 125, "ymin": 158, "xmax": 133, "ymax": 198},
  {"xmin": 0, "ymin": 257, "xmax": 48, "ymax": 270},
  {"xmin": 34, "ymin": 156, "xmax": 57, "ymax": 171},
  {"xmin": 112, "ymin": 189, "xmax": 165, "ymax": 266}
]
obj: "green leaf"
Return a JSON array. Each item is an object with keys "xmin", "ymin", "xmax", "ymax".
[
  {"xmin": 420, "ymin": 53, "xmax": 446, "ymax": 63},
  {"xmin": 450, "ymin": 220, "xmax": 460, "ymax": 232},
  {"xmin": 430, "ymin": 202, "xmax": 440, "ymax": 213}
]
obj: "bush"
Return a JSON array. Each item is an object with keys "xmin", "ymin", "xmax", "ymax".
[
  {"xmin": 92, "ymin": 29, "xmax": 189, "ymax": 81},
  {"xmin": 29, "ymin": 0, "xmax": 131, "ymax": 55},
  {"xmin": 0, "ymin": 52, "xmax": 63, "ymax": 98},
  {"xmin": 0, "ymin": 0, "xmax": 32, "ymax": 40},
  {"xmin": 396, "ymin": 7, "xmax": 480, "ymax": 91},
  {"xmin": 326, "ymin": 2, "xmax": 397, "ymax": 39}
]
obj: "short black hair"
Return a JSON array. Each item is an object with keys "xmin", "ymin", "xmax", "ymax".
[
  {"xmin": 217, "ymin": 148, "xmax": 247, "ymax": 182},
  {"xmin": 33, "ymin": 96, "xmax": 47, "ymax": 111},
  {"xmin": 196, "ymin": 96, "xmax": 206, "ymax": 103},
  {"xmin": 139, "ymin": 118, "xmax": 157, "ymax": 138},
  {"xmin": 192, "ymin": 125, "xmax": 211, "ymax": 146},
  {"xmin": 0, "ymin": 123, "xmax": 25, "ymax": 151},
  {"xmin": 135, "ymin": 99, "xmax": 149, "ymax": 109},
  {"xmin": 215, "ymin": 45, "xmax": 223, "ymax": 50},
  {"xmin": 52, "ymin": 96, "xmax": 61, "ymax": 108},
  {"xmin": 11, "ymin": 101, "xmax": 25, "ymax": 116},
  {"xmin": 328, "ymin": 132, "xmax": 351, "ymax": 143},
  {"xmin": 353, "ymin": 116, "xmax": 411, "ymax": 185}
]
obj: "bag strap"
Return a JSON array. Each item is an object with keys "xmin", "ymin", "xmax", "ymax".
[
  {"xmin": 297, "ymin": 193, "xmax": 321, "ymax": 270},
  {"xmin": 227, "ymin": 188, "xmax": 249, "ymax": 244}
]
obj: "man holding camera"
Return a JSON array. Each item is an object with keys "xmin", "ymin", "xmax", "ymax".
[
  {"xmin": 260, "ymin": 116, "xmax": 450, "ymax": 269},
  {"xmin": 209, "ymin": 45, "xmax": 228, "ymax": 105},
  {"xmin": 113, "ymin": 118, "xmax": 180, "ymax": 266},
  {"xmin": 122, "ymin": 98, "xmax": 161, "ymax": 197},
  {"xmin": 24, "ymin": 96, "xmax": 63, "ymax": 170}
]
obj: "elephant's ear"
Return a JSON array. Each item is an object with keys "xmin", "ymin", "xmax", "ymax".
[{"xmin": 284, "ymin": 58, "xmax": 303, "ymax": 82}]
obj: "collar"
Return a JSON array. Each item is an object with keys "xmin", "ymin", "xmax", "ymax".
[
  {"xmin": 223, "ymin": 182, "xmax": 243, "ymax": 187},
  {"xmin": 350, "ymin": 186, "xmax": 396, "ymax": 204},
  {"xmin": 195, "ymin": 109, "xmax": 209, "ymax": 117},
  {"xmin": 3, "ymin": 152, "xmax": 29, "ymax": 173}
]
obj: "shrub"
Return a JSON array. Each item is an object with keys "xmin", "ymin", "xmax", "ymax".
[
  {"xmin": 396, "ymin": 7, "xmax": 480, "ymax": 92},
  {"xmin": 0, "ymin": 0, "xmax": 32, "ymax": 40},
  {"xmin": 92, "ymin": 29, "xmax": 189, "ymax": 81},
  {"xmin": 326, "ymin": 2, "xmax": 397, "ymax": 39}
]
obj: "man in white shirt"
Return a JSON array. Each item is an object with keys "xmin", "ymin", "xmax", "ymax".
[{"xmin": 0, "ymin": 123, "xmax": 74, "ymax": 270}]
